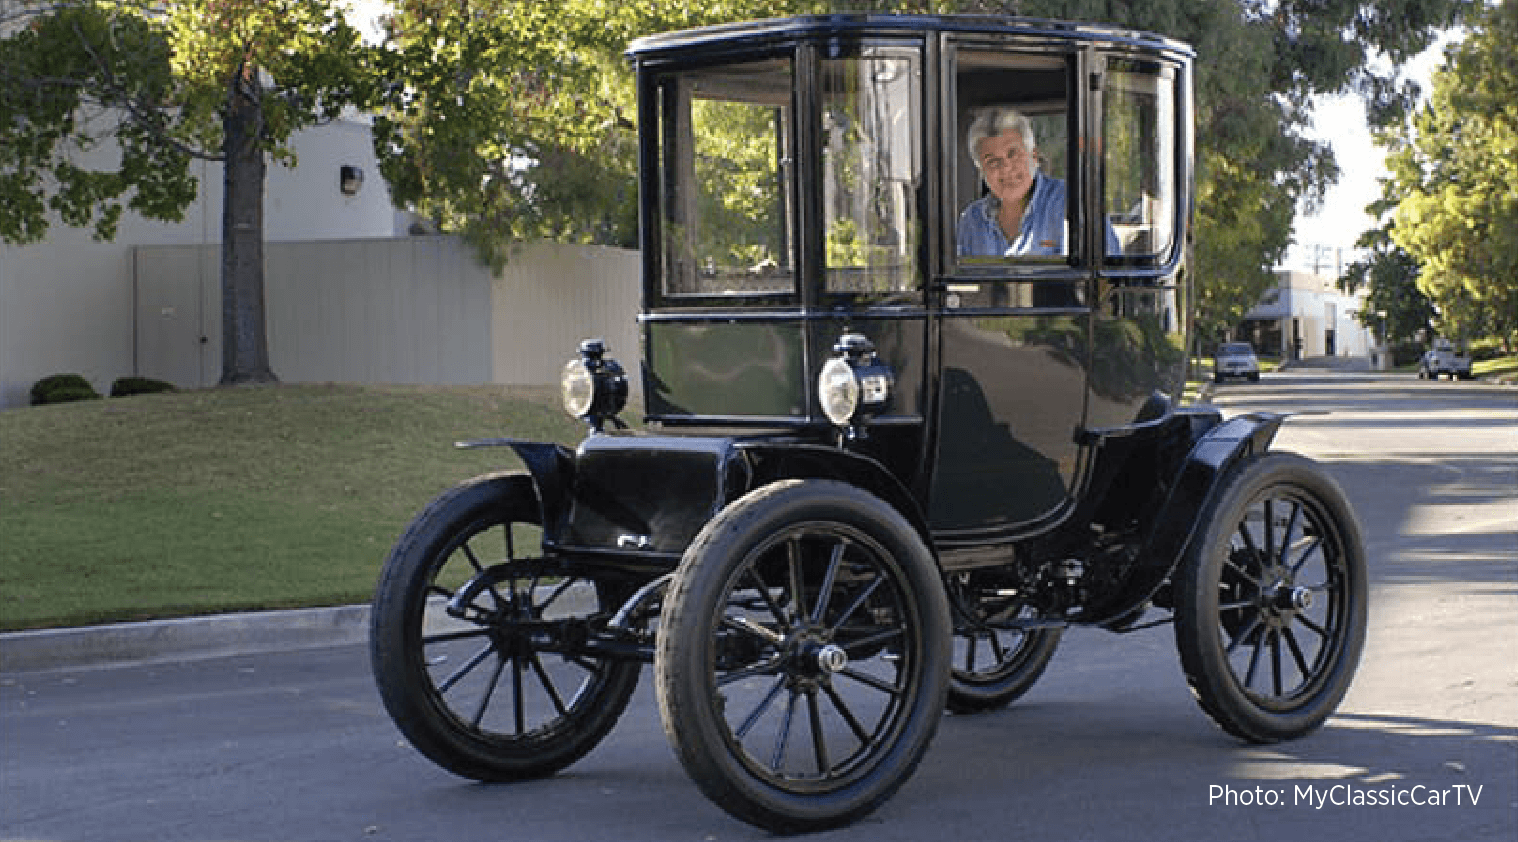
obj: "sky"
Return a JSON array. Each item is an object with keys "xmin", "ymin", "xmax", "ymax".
[
  {"xmin": 1284, "ymin": 34, "xmax": 1459, "ymax": 275},
  {"xmin": 1286, "ymin": 95, "xmax": 1385, "ymax": 276}
]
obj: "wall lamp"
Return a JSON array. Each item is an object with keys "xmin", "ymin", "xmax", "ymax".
[{"xmin": 339, "ymin": 165, "xmax": 364, "ymax": 196}]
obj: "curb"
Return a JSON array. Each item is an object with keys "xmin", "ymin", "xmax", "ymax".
[{"xmin": 0, "ymin": 604, "xmax": 370, "ymax": 674}]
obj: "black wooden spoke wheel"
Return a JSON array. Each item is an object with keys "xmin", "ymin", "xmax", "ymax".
[
  {"xmin": 946, "ymin": 573, "xmax": 1061, "ymax": 713},
  {"xmin": 370, "ymin": 473, "xmax": 640, "ymax": 781},
  {"xmin": 655, "ymin": 480, "xmax": 951, "ymax": 834},
  {"xmin": 1175, "ymin": 453, "xmax": 1367, "ymax": 743}
]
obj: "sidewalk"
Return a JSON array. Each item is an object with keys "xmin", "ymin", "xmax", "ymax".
[{"xmin": 0, "ymin": 604, "xmax": 370, "ymax": 673}]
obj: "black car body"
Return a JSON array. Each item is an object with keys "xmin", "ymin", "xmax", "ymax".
[
  {"xmin": 578, "ymin": 14, "xmax": 1198, "ymax": 570},
  {"xmin": 371, "ymin": 16, "xmax": 1367, "ymax": 834}
]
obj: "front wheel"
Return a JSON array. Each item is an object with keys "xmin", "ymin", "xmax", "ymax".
[
  {"xmin": 370, "ymin": 473, "xmax": 641, "ymax": 781},
  {"xmin": 655, "ymin": 480, "xmax": 951, "ymax": 834},
  {"xmin": 1174, "ymin": 453, "xmax": 1367, "ymax": 743}
]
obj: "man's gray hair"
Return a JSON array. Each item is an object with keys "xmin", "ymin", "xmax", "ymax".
[{"xmin": 966, "ymin": 106, "xmax": 1037, "ymax": 175}]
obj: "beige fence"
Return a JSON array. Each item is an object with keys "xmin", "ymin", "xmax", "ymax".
[{"xmin": 129, "ymin": 237, "xmax": 641, "ymax": 394}]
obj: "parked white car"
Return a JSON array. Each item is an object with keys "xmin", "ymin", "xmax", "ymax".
[
  {"xmin": 1214, "ymin": 342, "xmax": 1260, "ymax": 383},
  {"xmin": 1419, "ymin": 339, "xmax": 1473, "ymax": 380}
]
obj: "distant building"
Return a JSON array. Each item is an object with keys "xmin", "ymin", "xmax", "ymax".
[{"xmin": 1231, "ymin": 270, "xmax": 1378, "ymax": 364}]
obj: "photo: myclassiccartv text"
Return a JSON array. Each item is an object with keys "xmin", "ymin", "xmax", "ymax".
[{"xmin": 1210, "ymin": 783, "xmax": 1485, "ymax": 808}]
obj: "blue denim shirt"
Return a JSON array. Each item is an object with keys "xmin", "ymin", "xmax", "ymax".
[
  {"xmin": 956, "ymin": 174, "xmax": 1119, "ymax": 257},
  {"xmin": 957, "ymin": 173, "xmax": 1067, "ymax": 257}
]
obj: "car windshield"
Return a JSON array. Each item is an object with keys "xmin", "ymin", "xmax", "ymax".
[
  {"xmin": 654, "ymin": 57, "xmax": 797, "ymax": 299},
  {"xmin": 650, "ymin": 48, "xmax": 922, "ymax": 303},
  {"xmin": 1219, "ymin": 343, "xmax": 1253, "ymax": 355}
]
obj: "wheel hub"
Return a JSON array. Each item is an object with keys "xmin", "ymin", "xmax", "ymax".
[
  {"xmin": 816, "ymin": 643, "xmax": 849, "ymax": 674},
  {"xmin": 1260, "ymin": 571, "xmax": 1313, "ymax": 627},
  {"xmin": 1288, "ymin": 586, "xmax": 1313, "ymax": 611},
  {"xmin": 784, "ymin": 632, "xmax": 848, "ymax": 689}
]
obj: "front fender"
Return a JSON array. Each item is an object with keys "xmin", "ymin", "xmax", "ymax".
[
  {"xmin": 455, "ymin": 437, "xmax": 574, "ymax": 537},
  {"xmin": 1134, "ymin": 411, "xmax": 1288, "ymax": 575},
  {"xmin": 491, "ymin": 431, "xmax": 932, "ymax": 565},
  {"xmin": 737, "ymin": 441, "xmax": 933, "ymax": 551}
]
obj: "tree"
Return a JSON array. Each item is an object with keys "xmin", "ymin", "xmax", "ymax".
[
  {"xmin": 0, "ymin": 1, "xmax": 369, "ymax": 384},
  {"xmin": 1012, "ymin": 1, "xmax": 1469, "ymax": 353},
  {"xmin": 370, "ymin": 0, "xmax": 824, "ymax": 270},
  {"xmin": 374, "ymin": 0, "xmax": 1465, "ymax": 342},
  {"xmin": 1385, "ymin": 0, "xmax": 1518, "ymax": 350},
  {"xmin": 1340, "ymin": 222, "xmax": 1437, "ymax": 364}
]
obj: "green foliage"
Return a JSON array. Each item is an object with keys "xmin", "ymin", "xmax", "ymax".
[
  {"xmin": 3, "ymin": 2, "xmax": 372, "ymax": 383},
  {"xmin": 370, "ymin": 0, "xmax": 823, "ymax": 269},
  {"xmin": 161, "ymin": 0, "xmax": 368, "ymax": 154},
  {"xmin": 29, "ymin": 373, "xmax": 102, "ymax": 406},
  {"xmin": 1339, "ymin": 225, "xmax": 1437, "ymax": 350},
  {"xmin": 29, "ymin": 374, "xmax": 178, "ymax": 403},
  {"xmin": 1016, "ymin": 1, "xmax": 1464, "ymax": 347},
  {"xmin": 110, "ymin": 376, "xmax": 178, "ymax": 397},
  {"xmin": 1385, "ymin": 0, "xmax": 1518, "ymax": 349},
  {"xmin": 0, "ymin": 3, "xmax": 196, "ymax": 243}
]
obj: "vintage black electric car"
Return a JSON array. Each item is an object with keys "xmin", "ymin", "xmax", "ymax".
[{"xmin": 370, "ymin": 14, "xmax": 1367, "ymax": 833}]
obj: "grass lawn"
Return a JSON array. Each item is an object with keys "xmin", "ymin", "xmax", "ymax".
[
  {"xmin": 1474, "ymin": 354, "xmax": 1518, "ymax": 382},
  {"xmin": 0, "ymin": 384, "xmax": 584, "ymax": 631}
]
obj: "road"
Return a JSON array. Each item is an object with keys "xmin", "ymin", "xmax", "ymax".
[{"xmin": 3, "ymin": 370, "xmax": 1515, "ymax": 842}]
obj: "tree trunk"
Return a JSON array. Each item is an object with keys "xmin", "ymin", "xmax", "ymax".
[{"xmin": 219, "ymin": 75, "xmax": 278, "ymax": 386}]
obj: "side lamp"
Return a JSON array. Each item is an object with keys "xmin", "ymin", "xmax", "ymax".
[
  {"xmin": 817, "ymin": 332, "xmax": 893, "ymax": 440},
  {"xmin": 561, "ymin": 338, "xmax": 628, "ymax": 433}
]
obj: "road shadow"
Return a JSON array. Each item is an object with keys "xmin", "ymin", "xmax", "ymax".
[{"xmin": 375, "ymin": 688, "xmax": 1517, "ymax": 842}]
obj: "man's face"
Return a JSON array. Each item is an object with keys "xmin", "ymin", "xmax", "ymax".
[{"xmin": 976, "ymin": 130, "xmax": 1035, "ymax": 204}]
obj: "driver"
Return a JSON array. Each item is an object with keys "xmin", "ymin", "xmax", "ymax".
[{"xmin": 957, "ymin": 106, "xmax": 1117, "ymax": 257}]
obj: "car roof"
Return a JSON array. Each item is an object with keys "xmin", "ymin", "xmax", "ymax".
[{"xmin": 626, "ymin": 14, "xmax": 1195, "ymax": 61}]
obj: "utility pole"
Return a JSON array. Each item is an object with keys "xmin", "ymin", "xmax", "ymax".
[{"xmin": 1305, "ymin": 243, "xmax": 1340, "ymax": 277}]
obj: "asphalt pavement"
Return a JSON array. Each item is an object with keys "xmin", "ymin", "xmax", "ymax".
[{"xmin": 2, "ymin": 366, "xmax": 1514, "ymax": 842}]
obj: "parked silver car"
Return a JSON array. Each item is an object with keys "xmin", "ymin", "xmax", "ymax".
[
  {"xmin": 1214, "ymin": 342, "xmax": 1261, "ymax": 383},
  {"xmin": 1419, "ymin": 338, "xmax": 1473, "ymax": 380}
]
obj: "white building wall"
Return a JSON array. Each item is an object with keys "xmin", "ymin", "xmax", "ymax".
[
  {"xmin": 0, "ymin": 116, "xmax": 396, "ymax": 407},
  {"xmin": 0, "ymin": 243, "xmax": 136, "ymax": 405},
  {"xmin": 5, "ymin": 235, "xmax": 641, "ymax": 410},
  {"xmin": 1243, "ymin": 270, "xmax": 1375, "ymax": 361},
  {"xmin": 1284, "ymin": 287, "xmax": 1373, "ymax": 359}
]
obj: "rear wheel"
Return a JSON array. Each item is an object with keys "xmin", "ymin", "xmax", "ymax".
[
  {"xmin": 370, "ymin": 473, "xmax": 641, "ymax": 781},
  {"xmin": 945, "ymin": 573, "xmax": 1060, "ymax": 713},
  {"xmin": 1174, "ymin": 453, "xmax": 1367, "ymax": 743},
  {"xmin": 655, "ymin": 480, "xmax": 951, "ymax": 834}
]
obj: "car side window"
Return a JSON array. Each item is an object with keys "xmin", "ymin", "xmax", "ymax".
[
  {"xmin": 1103, "ymin": 59, "xmax": 1179, "ymax": 263},
  {"xmin": 821, "ymin": 47, "xmax": 921, "ymax": 301},
  {"xmin": 656, "ymin": 57, "xmax": 796, "ymax": 299}
]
